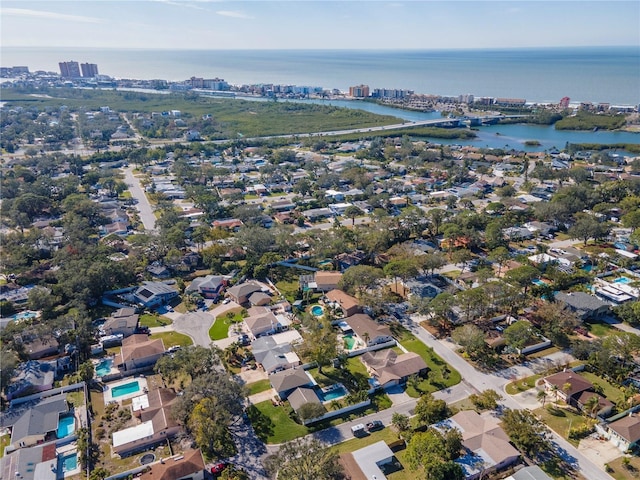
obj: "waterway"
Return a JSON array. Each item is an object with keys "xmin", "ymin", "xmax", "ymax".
[{"xmin": 247, "ymin": 96, "xmax": 640, "ymax": 152}]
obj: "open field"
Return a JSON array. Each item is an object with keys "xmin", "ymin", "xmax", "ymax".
[{"xmin": 149, "ymin": 330, "xmax": 193, "ymax": 348}]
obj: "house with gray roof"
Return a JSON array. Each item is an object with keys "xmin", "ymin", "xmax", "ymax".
[
  {"xmin": 252, "ymin": 336, "xmax": 300, "ymax": 374},
  {"xmin": 554, "ymin": 292, "xmax": 611, "ymax": 320},
  {"xmin": 101, "ymin": 307, "xmax": 139, "ymax": 338},
  {"xmin": 185, "ymin": 275, "xmax": 227, "ymax": 300},
  {"xmin": 3, "ymin": 394, "xmax": 69, "ymax": 450},
  {"xmin": 133, "ymin": 281, "xmax": 179, "ymax": 308},
  {"xmin": 6, "ymin": 360, "xmax": 55, "ymax": 401},
  {"xmin": 287, "ymin": 386, "xmax": 322, "ymax": 413},
  {"xmin": 269, "ymin": 369, "xmax": 313, "ymax": 399},
  {"xmin": 227, "ymin": 282, "xmax": 263, "ymax": 305},
  {"xmin": 0, "ymin": 443, "xmax": 58, "ymax": 480}
]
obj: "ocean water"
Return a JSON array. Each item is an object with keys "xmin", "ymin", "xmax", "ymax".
[{"xmin": 2, "ymin": 47, "xmax": 639, "ymax": 105}]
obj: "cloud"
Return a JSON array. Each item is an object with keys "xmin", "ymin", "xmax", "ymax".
[
  {"xmin": 2, "ymin": 7, "xmax": 104, "ymax": 24},
  {"xmin": 152, "ymin": 0, "xmax": 209, "ymax": 11},
  {"xmin": 216, "ymin": 10, "xmax": 254, "ymax": 19}
]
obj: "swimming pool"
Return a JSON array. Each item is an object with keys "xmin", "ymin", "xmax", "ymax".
[
  {"xmin": 311, "ymin": 305, "xmax": 324, "ymax": 317},
  {"xmin": 60, "ymin": 452, "xmax": 78, "ymax": 472},
  {"xmin": 9, "ymin": 311, "xmax": 37, "ymax": 321},
  {"xmin": 614, "ymin": 277, "xmax": 632, "ymax": 284},
  {"xmin": 95, "ymin": 358, "xmax": 113, "ymax": 377},
  {"xmin": 343, "ymin": 334, "xmax": 356, "ymax": 350},
  {"xmin": 532, "ymin": 279, "xmax": 547, "ymax": 286},
  {"xmin": 111, "ymin": 381, "xmax": 141, "ymax": 398},
  {"xmin": 57, "ymin": 415, "xmax": 75, "ymax": 438},
  {"xmin": 318, "ymin": 384, "xmax": 348, "ymax": 402}
]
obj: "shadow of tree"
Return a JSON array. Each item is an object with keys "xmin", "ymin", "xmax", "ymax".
[{"xmin": 246, "ymin": 405, "xmax": 274, "ymax": 442}]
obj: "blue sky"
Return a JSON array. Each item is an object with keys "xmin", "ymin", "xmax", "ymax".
[{"xmin": 2, "ymin": 1, "xmax": 639, "ymax": 50}]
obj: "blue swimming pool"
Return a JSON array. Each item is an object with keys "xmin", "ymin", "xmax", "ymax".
[
  {"xmin": 57, "ymin": 415, "xmax": 75, "ymax": 439},
  {"xmin": 311, "ymin": 305, "xmax": 324, "ymax": 317},
  {"xmin": 532, "ymin": 279, "xmax": 546, "ymax": 286},
  {"xmin": 9, "ymin": 311, "xmax": 37, "ymax": 321},
  {"xmin": 111, "ymin": 380, "xmax": 141, "ymax": 398},
  {"xmin": 60, "ymin": 452, "xmax": 78, "ymax": 472},
  {"xmin": 318, "ymin": 384, "xmax": 348, "ymax": 402},
  {"xmin": 95, "ymin": 358, "xmax": 113, "ymax": 377},
  {"xmin": 614, "ymin": 277, "xmax": 632, "ymax": 284}
]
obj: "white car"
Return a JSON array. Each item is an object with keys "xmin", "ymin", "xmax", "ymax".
[{"xmin": 223, "ymin": 298, "xmax": 231, "ymax": 304}]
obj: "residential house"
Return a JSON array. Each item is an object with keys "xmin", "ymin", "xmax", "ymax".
[
  {"xmin": 113, "ymin": 387, "xmax": 181, "ymax": 456},
  {"xmin": 554, "ymin": 292, "xmax": 611, "ymax": 320},
  {"xmin": 345, "ymin": 441, "xmax": 395, "ymax": 480},
  {"xmin": 334, "ymin": 250, "xmax": 366, "ymax": 271},
  {"xmin": 270, "ymin": 368, "xmax": 313, "ymax": 400},
  {"xmin": 0, "ymin": 443, "xmax": 58, "ymax": 480},
  {"xmin": 436, "ymin": 410, "xmax": 520, "ymax": 480},
  {"xmin": 543, "ymin": 371, "xmax": 599, "ymax": 407},
  {"xmin": 248, "ymin": 291, "xmax": 272, "ymax": 306},
  {"xmin": 146, "ymin": 263, "xmax": 172, "ymax": 279},
  {"xmin": 606, "ymin": 414, "xmax": 640, "ymax": 452},
  {"xmin": 506, "ymin": 466, "xmax": 553, "ymax": 480},
  {"xmin": 6, "ymin": 360, "xmax": 55, "ymax": 401},
  {"xmin": 227, "ymin": 282, "xmax": 263, "ymax": 305},
  {"xmin": 287, "ymin": 387, "xmax": 322, "ymax": 415},
  {"xmin": 252, "ymin": 336, "xmax": 301, "ymax": 374},
  {"xmin": 299, "ymin": 271, "xmax": 343, "ymax": 293},
  {"xmin": 3, "ymin": 394, "xmax": 69, "ymax": 450},
  {"xmin": 325, "ymin": 289, "xmax": 361, "ymax": 317},
  {"xmin": 140, "ymin": 449, "xmax": 206, "ymax": 480},
  {"xmin": 345, "ymin": 314, "xmax": 393, "ymax": 346},
  {"xmin": 244, "ymin": 307, "xmax": 281, "ymax": 339},
  {"xmin": 361, "ymin": 350, "xmax": 427, "ymax": 388},
  {"xmin": 185, "ymin": 275, "xmax": 227, "ymax": 300},
  {"xmin": 116, "ymin": 334, "xmax": 165, "ymax": 372},
  {"xmin": 101, "ymin": 307, "xmax": 139, "ymax": 338},
  {"xmin": 133, "ymin": 282, "xmax": 179, "ymax": 309},
  {"xmin": 21, "ymin": 334, "xmax": 59, "ymax": 360},
  {"xmin": 212, "ymin": 218, "xmax": 243, "ymax": 230},
  {"xmin": 302, "ymin": 208, "xmax": 333, "ymax": 222}
]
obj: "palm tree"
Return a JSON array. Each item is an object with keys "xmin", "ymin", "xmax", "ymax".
[
  {"xmin": 537, "ymin": 389, "xmax": 548, "ymax": 406},
  {"xmin": 583, "ymin": 395, "xmax": 601, "ymax": 418},
  {"xmin": 551, "ymin": 385, "xmax": 559, "ymax": 404}
]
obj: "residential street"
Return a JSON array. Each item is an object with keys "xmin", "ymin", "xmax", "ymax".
[{"xmin": 123, "ymin": 165, "xmax": 157, "ymax": 232}]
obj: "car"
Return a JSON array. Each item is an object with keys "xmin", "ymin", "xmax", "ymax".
[
  {"xmin": 238, "ymin": 334, "xmax": 250, "ymax": 346},
  {"xmin": 167, "ymin": 345, "xmax": 181, "ymax": 353},
  {"xmin": 211, "ymin": 461, "xmax": 227, "ymax": 474},
  {"xmin": 222, "ymin": 298, "xmax": 231, "ymax": 304},
  {"xmin": 366, "ymin": 420, "xmax": 384, "ymax": 432}
]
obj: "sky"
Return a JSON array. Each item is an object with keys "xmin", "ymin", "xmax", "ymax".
[{"xmin": 1, "ymin": 0, "xmax": 639, "ymax": 50}]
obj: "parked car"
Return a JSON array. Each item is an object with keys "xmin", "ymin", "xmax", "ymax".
[
  {"xmin": 167, "ymin": 345, "xmax": 181, "ymax": 353},
  {"xmin": 366, "ymin": 420, "xmax": 384, "ymax": 432},
  {"xmin": 351, "ymin": 423, "xmax": 367, "ymax": 437},
  {"xmin": 211, "ymin": 461, "xmax": 227, "ymax": 474},
  {"xmin": 239, "ymin": 334, "xmax": 250, "ymax": 346}
]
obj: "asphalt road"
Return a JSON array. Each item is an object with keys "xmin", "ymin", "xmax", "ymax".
[{"xmin": 123, "ymin": 166, "xmax": 157, "ymax": 232}]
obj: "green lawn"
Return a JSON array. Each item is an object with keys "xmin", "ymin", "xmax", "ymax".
[
  {"xmin": 149, "ymin": 331, "xmax": 193, "ymax": 348},
  {"xmin": 579, "ymin": 371, "xmax": 624, "ymax": 404},
  {"xmin": 246, "ymin": 379, "xmax": 273, "ymax": 396},
  {"xmin": 505, "ymin": 374, "xmax": 543, "ymax": 395},
  {"xmin": 0, "ymin": 434, "xmax": 10, "ymax": 458},
  {"xmin": 139, "ymin": 313, "xmax": 172, "ymax": 328},
  {"xmin": 535, "ymin": 405, "xmax": 595, "ymax": 447},
  {"xmin": 249, "ymin": 400, "xmax": 309, "ymax": 443},
  {"xmin": 306, "ymin": 357, "xmax": 370, "ymax": 390},
  {"xmin": 275, "ymin": 279, "xmax": 301, "ymax": 303},
  {"xmin": 585, "ymin": 321, "xmax": 617, "ymax": 338},
  {"xmin": 393, "ymin": 326, "xmax": 461, "ymax": 394},
  {"xmin": 209, "ymin": 319, "xmax": 230, "ymax": 340},
  {"xmin": 66, "ymin": 391, "xmax": 85, "ymax": 407}
]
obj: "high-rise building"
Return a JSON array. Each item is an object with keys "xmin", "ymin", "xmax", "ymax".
[
  {"xmin": 559, "ymin": 96, "xmax": 570, "ymax": 109},
  {"xmin": 59, "ymin": 61, "xmax": 81, "ymax": 78},
  {"xmin": 349, "ymin": 84, "xmax": 370, "ymax": 98},
  {"xmin": 81, "ymin": 63, "xmax": 99, "ymax": 78}
]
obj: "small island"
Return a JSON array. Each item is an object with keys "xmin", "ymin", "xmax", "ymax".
[{"xmin": 524, "ymin": 140, "xmax": 541, "ymax": 146}]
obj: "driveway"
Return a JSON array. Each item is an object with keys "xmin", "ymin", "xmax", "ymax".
[
  {"xmin": 172, "ymin": 311, "xmax": 216, "ymax": 347},
  {"xmin": 578, "ymin": 435, "xmax": 622, "ymax": 468}
]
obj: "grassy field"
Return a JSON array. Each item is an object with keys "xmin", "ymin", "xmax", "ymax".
[
  {"xmin": 249, "ymin": 400, "xmax": 309, "ymax": 443},
  {"xmin": 139, "ymin": 313, "xmax": 172, "ymax": 328},
  {"xmin": 209, "ymin": 318, "xmax": 230, "ymax": 340},
  {"xmin": 585, "ymin": 320, "xmax": 617, "ymax": 338},
  {"xmin": 393, "ymin": 326, "xmax": 462, "ymax": 395},
  {"xmin": 579, "ymin": 371, "xmax": 624, "ymax": 404},
  {"xmin": 275, "ymin": 279, "xmax": 301, "ymax": 303},
  {"xmin": 505, "ymin": 374, "xmax": 543, "ymax": 395},
  {"xmin": 246, "ymin": 379, "xmax": 273, "ymax": 396},
  {"xmin": 535, "ymin": 405, "xmax": 595, "ymax": 447},
  {"xmin": 149, "ymin": 330, "xmax": 193, "ymax": 348},
  {"xmin": 607, "ymin": 456, "xmax": 640, "ymax": 480},
  {"xmin": 66, "ymin": 390, "xmax": 85, "ymax": 407},
  {"xmin": 1, "ymin": 88, "xmax": 402, "ymax": 138}
]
